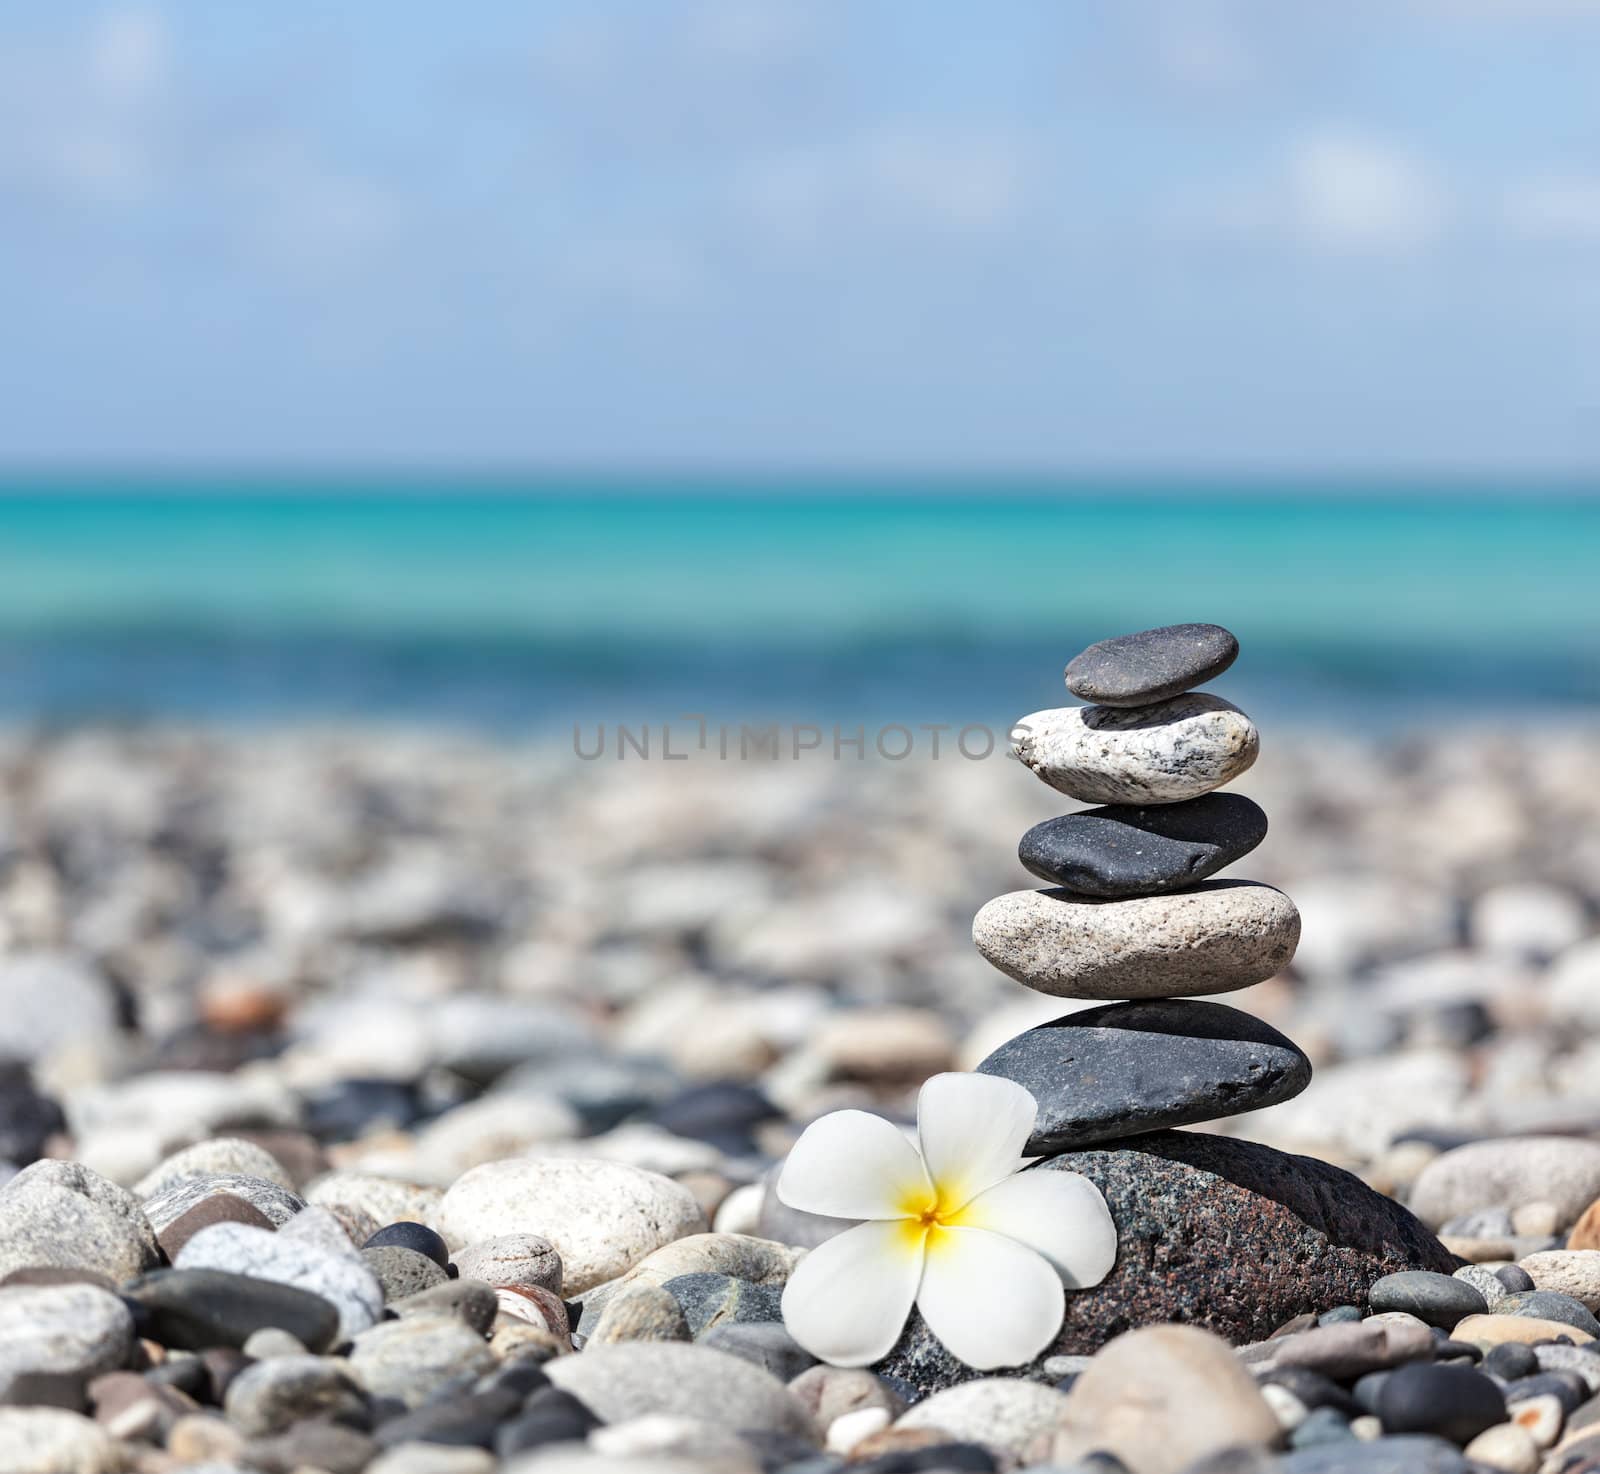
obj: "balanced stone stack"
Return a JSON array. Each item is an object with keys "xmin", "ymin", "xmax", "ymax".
[
  {"xmin": 880, "ymin": 624, "xmax": 1459, "ymax": 1392},
  {"xmin": 974, "ymin": 623, "xmax": 1309, "ymax": 1149}
]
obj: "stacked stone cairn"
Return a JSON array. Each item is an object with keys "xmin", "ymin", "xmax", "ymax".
[
  {"xmin": 878, "ymin": 622, "xmax": 1460, "ymax": 1394},
  {"xmin": 973, "ymin": 622, "xmax": 1309, "ymax": 1150}
]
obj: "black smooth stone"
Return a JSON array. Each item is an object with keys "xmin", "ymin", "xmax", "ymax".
[
  {"xmin": 1367, "ymin": 1271, "xmax": 1487, "ymax": 1329},
  {"xmin": 1258, "ymin": 1368, "xmax": 1362, "ymax": 1417},
  {"xmin": 977, "ymin": 999, "xmax": 1312, "ymax": 1153},
  {"xmin": 1065, "ymin": 623, "xmax": 1239, "ymax": 707},
  {"xmin": 1375, "ymin": 1362, "xmax": 1505, "ymax": 1444},
  {"xmin": 494, "ymin": 1389, "xmax": 601, "ymax": 1457},
  {"xmin": 1484, "ymin": 1342, "xmax": 1538, "ymax": 1381},
  {"xmin": 374, "ymin": 1389, "xmax": 521, "ymax": 1448},
  {"xmin": 1289, "ymin": 1406, "xmax": 1354, "ymax": 1449},
  {"xmin": 1018, "ymin": 794, "xmax": 1268, "ymax": 899},
  {"xmin": 363, "ymin": 1221, "xmax": 449, "ymax": 1269},
  {"xmin": 124, "ymin": 1268, "xmax": 340, "ymax": 1353},
  {"xmin": 1495, "ymin": 1264, "xmax": 1536, "ymax": 1293}
]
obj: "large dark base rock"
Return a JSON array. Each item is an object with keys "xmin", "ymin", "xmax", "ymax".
[{"xmin": 876, "ymin": 1131, "xmax": 1458, "ymax": 1397}]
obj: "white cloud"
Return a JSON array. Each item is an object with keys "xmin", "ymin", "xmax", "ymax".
[
  {"xmin": 1506, "ymin": 173, "xmax": 1600, "ymax": 242},
  {"xmin": 1288, "ymin": 129, "xmax": 1447, "ymax": 253}
]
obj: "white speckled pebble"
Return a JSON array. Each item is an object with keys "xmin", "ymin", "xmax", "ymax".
[
  {"xmin": 1013, "ymin": 694, "xmax": 1258, "ymax": 804},
  {"xmin": 437, "ymin": 1158, "xmax": 707, "ymax": 1294}
]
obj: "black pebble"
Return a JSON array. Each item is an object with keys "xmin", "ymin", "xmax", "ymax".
[
  {"xmin": 1505, "ymin": 1370, "xmax": 1589, "ymax": 1413},
  {"xmin": 1289, "ymin": 1406, "xmax": 1353, "ymax": 1448},
  {"xmin": 363, "ymin": 1221, "xmax": 449, "ymax": 1269},
  {"xmin": 0, "ymin": 1062, "xmax": 66, "ymax": 1165},
  {"xmin": 1484, "ymin": 1342, "xmax": 1539, "ymax": 1381},
  {"xmin": 374, "ymin": 1389, "xmax": 521, "ymax": 1448},
  {"xmin": 1376, "ymin": 1362, "xmax": 1506, "ymax": 1444},
  {"xmin": 1065, "ymin": 622, "xmax": 1240, "ymax": 707},
  {"xmin": 1495, "ymin": 1264, "xmax": 1537, "ymax": 1293},
  {"xmin": 495, "ymin": 1389, "xmax": 601, "ymax": 1457},
  {"xmin": 1019, "ymin": 794, "xmax": 1268, "ymax": 898},
  {"xmin": 1260, "ymin": 1367, "xmax": 1362, "ymax": 1417}
]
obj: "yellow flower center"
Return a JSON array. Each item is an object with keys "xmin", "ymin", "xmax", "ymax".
[{"xmin": 895, "ymin": 1179, "xmax": 973, "ymax": 1255}]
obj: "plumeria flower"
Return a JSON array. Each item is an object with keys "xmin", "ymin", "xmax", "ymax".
[{"xmin": 778, "ymin": 1072, "xmax": 1117, "ymax": 1369}]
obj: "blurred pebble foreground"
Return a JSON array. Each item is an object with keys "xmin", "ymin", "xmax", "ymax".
[{"xmin": 5, "ymin": 722, "xmax": 1600, "ymax": 1470}]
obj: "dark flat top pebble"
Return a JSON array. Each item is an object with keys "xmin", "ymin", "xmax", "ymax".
[
  {"xmin": 1018, "ymin": 793, "xmax": 1267, "ymax": 898},
  {"xmin": 1367, "ymin": 1270, "xmax": 1487, "ymax": 1329},
  {"xmin": 1065, "ymin": 623, "xmax": 1239, "ymax": 707}
]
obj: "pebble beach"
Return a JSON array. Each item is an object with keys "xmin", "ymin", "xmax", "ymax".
[{"xmin": 6, "ymin": 673, "xmax": 1600, "ymax": 1471}]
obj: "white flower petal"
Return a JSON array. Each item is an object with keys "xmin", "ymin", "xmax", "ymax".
[
  {"xmin": 781, "ymin": 1219, "xmax": 927, "ymax": 1367},
  {"xmin": 916, "ymin": 1225, "xmax": 1065, "ymax": 1370},
  {"xmin": 917, "ymin": 1072, "xmax": 1037, "ymax": 1210},
  {"xmin": 777, "ymin": 1109, "xmax": 932, "ymax": 1220},
  {"xmin": 957, "ymin": 1168, "xmax": 1119, "ymax": 1289}
]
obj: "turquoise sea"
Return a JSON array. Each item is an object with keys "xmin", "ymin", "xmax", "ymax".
[{"xmin": 1, "ymin": 478, "xmax": 1597, "ymax": 728}]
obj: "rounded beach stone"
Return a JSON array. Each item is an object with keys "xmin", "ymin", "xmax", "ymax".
[
  {"xmin": 896, "ymin": 1378, "xmax": 1072, "ymax": 1458},
  {"xmin": 1516, "ymin": 1250, "xmax": 1600, "ymax": 1311},
  {"xmin": 1065, "ymin": 623, "xmax": 1241, "ymax": 707},
  {"xmin": 437, "ymin": 1158, "xmax": 706, "ymax": 1294},
  {"xmin": 0, "ymin": 1284, "xmax": 134, "ymax": 1384},
  {"xmin": 972, "ymin": 882, "xmax": 1299, "ymax": 999},
  {"xmin": 124, "ymin": 1267, "xmax": 341, "ymax": 1352},
  {"xmin": 223, "ymin": 1353, "xmax": 364, "ymax": 1436},
  {"xmin": 1013, "ymin": 694, "xmax": 1259, "ymax": 805},
  {"xmin": 142, "ymin": 1172, "xmax": 306, "ymax": 1235},
  {"xmin": 544, "ymin": 1341, "xmax": 816, "ymax": 1438},
  {"xmin": 1375, "ymin": 1362, "xmax": 1506, "ymax": 1445},
  {"xmin": 0, "ymin": 1408, "xmax": 120, "ymax": 1474},
  {"xmin": 362, "ymin": 1245, "xmax": 448, "ymax": 1301},
  {"xmin": 156, "ymin": 1193, "xmax": 277, "ymax": 1261},
  {"xmin": 0, "ymin": 1160, "xmax": 160, "ymax": 1284},
  {"xmin": 1366, "ymin": 1272, "xmax": 1488, "ymax": 1330},
  {"xmin": 1464, "ymin": 1422, "xmax": 1540, "ymax": 1474},
  {"xmin": 979, "ymin": 999, "xmax": 1310, "ymax": 1151},
  {"xmin": 587, "ymin": 1281, "xmax": 692, "ymax": 1345},
  {"xmin": 1018, "ymin": 793, "xmax": 1268, "ymax": 898},
  {"xmin": 1042, "ymin": 1324, "xmax": 1277, "ymax": 1474},
  {"xmin": 1453, "ymin": 1313, "xmax": 1593, "ymax": 1347},
  {"xmin": 1497, "ymin": 1289, "xmax": 1600, "ymax": 1337},
  {"xmin": 348, "ymin": 1314, "xmax": 497, "ymax": 1408},
  {"xmin": 876, "ymin": 1131, "xmax": 1456, "ymax": 1395},
  {"xmin": 450, "ymin": 1233, "xmax": 562, "ymax": 1294},
  {"xmin": 133, "ymin": 1138, "xmax": 294, "ymax": 1198},
  {"xmin": 1409, "ymin": 1137, "xmax": 1600, "ymax": 1232}
]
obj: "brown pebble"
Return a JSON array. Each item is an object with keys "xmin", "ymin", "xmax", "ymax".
[
  {"xmin": 197, "ymin": 1347, "xmax": 252, "ymax": 1404},
  {"xmin": 228, "ymin": 1129, "xmax": 328, "ymax": 1190},
  {"xmin": 88, "ymin": 1371, "xmax": 195, "ymax": 1442},
  {"xmin": 848, "ymin": 1426, "xmax": 955, "ymax": 1460},
  {"xmin": 156, "ymin": 1193, "xmax": 276, "ymax": 1261},
  {"xmin": 1568, "ymin": 1198, "xmax": 1600, "ymax": 1252},
  {"xmin": 1455, "ymin": 1312, "xmax": 1595, "ymax": 1346},
  {"xmin": 0, "ymin": 1265, "xmax": 115, "ymax": 1292}
]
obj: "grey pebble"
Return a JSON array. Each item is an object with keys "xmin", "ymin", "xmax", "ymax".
[
  {"xmin": 1367, "ymin": 1271, "xmax": 1487, "ymax": 1329},
  {"xmin": 347, "ymin": 1314, "xmax": 498, "ymax": 1409},
  {"xmin": 0, "ymin": 1160, "xmax": 160, "ymax": 1284},
  {"xmin": 1065, "ymin": 623, "xmax": 1240, "ymax": 707},
  {"xmin": 362, "ymin": 1245, "xmax": 448, "ymax": 1302},
  {"xmin": 700, "ymin": 1322, "xmax": 816, "ymax": 1381},
  {"xmin": 390, "ymin": 1278, "xmax": 499, "ymax": 1335},
  {"xmin": 979, "ymin": 999, "xmax": 1311, "ymax": 1152},
  {"xmin": 663, "ymin": 1273, "xmax": 784, "ymax": 1336},
  {"xmin": 450, "ymin": 1233, "xmax": 562, "ymax": 1295},
  {"xmin": 1497, "ymin": 1289, "xmax": 1600, "ymax": 1337},
  {"xmin": 143, "ymin": 1172, "xmax": 305, "ymax": 1235},
  {"xmin": 0, "ymin": 1284, "xmax": 133, "ymax": 1388},
  {"xmin": 224, "ymin": 1353, "xmax": 365, "ymax": 1436}
]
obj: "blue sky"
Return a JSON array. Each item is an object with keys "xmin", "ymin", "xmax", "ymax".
[{"xmin": 2, "ymin": 1, "xmax": 1599, "ymax": 472}]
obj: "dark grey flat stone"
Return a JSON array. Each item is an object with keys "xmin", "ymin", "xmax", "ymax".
[
  {"xmin": 1066, "ymin": 623, "xmax": 1239, "ymax": 707},
  {"xmin": 1366, "ymin": 1271, "xmax": 1486, "ymax": 1329},
  {"xmin": 1499, "ymin": 1289, "xmax": 1600, "ymax": 1337},
  {"xmin": 977, "ymin": 999, "xmax": 1311, "ymax": 1152},
  {"xmin": 1018, "ymin": 794, "xmax": 1267, "ymax": 898},
  {"xmin": 124, "ymin": 1268, "xmax": 340, "ymax": 1353}
]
